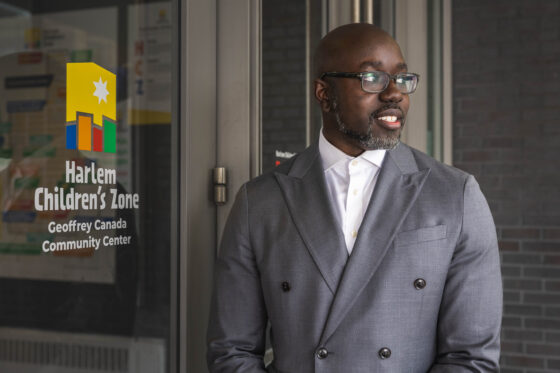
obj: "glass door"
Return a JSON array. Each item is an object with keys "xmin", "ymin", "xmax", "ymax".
[{"xmin": 0, "ymin": 1, "xmax": 178, "ymax": 372}]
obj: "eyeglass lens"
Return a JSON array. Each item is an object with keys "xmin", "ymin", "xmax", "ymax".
[{"xmin": 363, "ymin": 72, "xmax": 417, "ymax": 93}]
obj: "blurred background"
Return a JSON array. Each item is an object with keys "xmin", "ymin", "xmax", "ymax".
[{"xmin": 0, "ymin": 0, "xmax": 558, "ymax": 372}]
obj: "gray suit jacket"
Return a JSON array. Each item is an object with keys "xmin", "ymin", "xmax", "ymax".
[{"xmin": 207, "ymin": 142, "xmax": 503, "ymax": 372}]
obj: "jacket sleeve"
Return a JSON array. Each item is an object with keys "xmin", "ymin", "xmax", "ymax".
[
  {"xmin": 429, "ymin": 175, "xmax": 503, "ymax": 373},
  {"xmin": 206, "ymin": 183, "xmax": 269, "ymax": 372}
]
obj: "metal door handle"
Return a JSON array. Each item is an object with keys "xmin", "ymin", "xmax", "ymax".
[{"xmin": 213, "ymin": 167, "xmax": 227, "ymax": 205}]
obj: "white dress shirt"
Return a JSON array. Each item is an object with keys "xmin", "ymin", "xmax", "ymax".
[{"xmin": 318, "ymin": 129, "xmax": 387, "ymax": 255}]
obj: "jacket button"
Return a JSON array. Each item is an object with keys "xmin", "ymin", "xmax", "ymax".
[
  {"xmin": 414, "ymin": 278, "xmax": 426, "ymax": 290},
  {"xmin": 281, "ymin": 281, "xmax": 291, "ymax": 292},
  {"xmin": 316, "ymin": 347, "xmax": 328, "ymax": 359},
  {"xmin": 378, "ymin": 347, "xmax": 391, "ymax": 359}
]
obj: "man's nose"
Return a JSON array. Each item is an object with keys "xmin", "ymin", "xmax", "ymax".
[{"xmin": 379, "ymin": 79, "xmax": 403, "ymax": 102}]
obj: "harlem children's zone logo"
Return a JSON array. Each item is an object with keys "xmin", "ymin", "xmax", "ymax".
[
  {"xmin": 31, "ymin": 62, "xmax": 140, "ymax": 254},
  {"xmin": 30, "ymin": 62, "xmax": 140, "ymax": 255},
  {"xmin": 66, "ymin": 62, "xmax": 116, "ymax": 153}
]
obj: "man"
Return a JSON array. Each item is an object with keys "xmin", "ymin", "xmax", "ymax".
[{"xmin": 207, "ymin": 23, "xmax": 502, "ymax": 372}]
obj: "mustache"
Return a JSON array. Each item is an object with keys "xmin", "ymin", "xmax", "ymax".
[{"xmin": 370, "ymin": 104, "xmax": 404, "ymax": 119}]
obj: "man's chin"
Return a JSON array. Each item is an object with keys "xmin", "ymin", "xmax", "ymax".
[
  {"xmin": 367, "ymin": 124, "xmax": 403, "ymax": 150},
  {"xmin": 360, "ymin": 137, "xmax": 400, "ymax": 151},
  {"xmin": 358, "ymin": 128, "xmax": 402, "ymax": 150},
  {"xmin": 335, "ymin": 117, "xmax": 402, "ymax": 150},
  {"xmin": 340, "ymin": 129, "xmax": 400, "ymax": 151}
]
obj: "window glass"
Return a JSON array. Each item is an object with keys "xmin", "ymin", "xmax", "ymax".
[
  {"xmin": 262, "ymin": 0, "xmax": 308, "ymax": 173},
  {"xmin": 0, "ymin": 1, "xmax": 175, "ymax": 372}
]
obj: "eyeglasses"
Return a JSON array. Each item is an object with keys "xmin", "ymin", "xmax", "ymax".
[{"xmin": 320, "ymin": 71, "xmax": 420, "ymax": 94}]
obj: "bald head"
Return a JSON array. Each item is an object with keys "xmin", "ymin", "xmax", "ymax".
[{"xmin": 314, "ymin": 23, "xmax": 403, "ymax": 78}]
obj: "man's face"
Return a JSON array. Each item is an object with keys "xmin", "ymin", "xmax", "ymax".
[{"xmin": 320, "ymin": 37, "xmax": 410, "ymax": 153}]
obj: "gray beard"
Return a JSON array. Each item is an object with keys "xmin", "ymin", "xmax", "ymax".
[{"xmin": 332, "ymin": 97, "xmax": 401, "ymax": 151}]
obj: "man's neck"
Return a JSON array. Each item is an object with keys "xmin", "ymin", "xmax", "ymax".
[{"xmin": 322, "ymin": 126, "xmax": 365, "ymax": 157}]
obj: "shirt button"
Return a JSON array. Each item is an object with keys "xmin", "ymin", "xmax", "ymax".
[
  {"xmin": 351, "ymin": 230, "xmax": 358, "ymax": 238},
  {"xmin": 316, "ymin": 347, "xmax": 328, "ymax": 359},
  {"xmin": 351, "ymin": 160, "xmax": 358, "ymax": 166},
  {"xmin": 353, "ymin": 189, "xmax": 358, "ymax": 196},
  {"xmin": 281, "ymin": 281, "xmax": 291, "ymax": 292}
]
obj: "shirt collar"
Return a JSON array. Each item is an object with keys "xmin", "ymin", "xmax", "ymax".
[
  {"xmin": 318, "ymin": 128, "xmax": 387, "ymax": 171},
  {"xmin": 319, "ymin": 128, "xmax": 352, "ymax": 170}
]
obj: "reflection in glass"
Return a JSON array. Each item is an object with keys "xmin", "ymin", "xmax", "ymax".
[
  {"xmin": 0, "ymin": 1, "xmax": 174, "ymax": 372},
  {"xmin": 262, "ymin": 0, "xmax": 308, "ymax": 173}
]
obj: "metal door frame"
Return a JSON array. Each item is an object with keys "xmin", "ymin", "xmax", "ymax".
[
  {"xmin": 178, "ymin": 0, "xmax": 218, "ymax": 372},
  {"xmin": 215, "ymin": 0, "xmax": 262, "ymax": 240}
]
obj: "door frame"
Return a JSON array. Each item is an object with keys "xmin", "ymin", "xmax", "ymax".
[
  {"xmin": 215, "ymin": 0, "xmax": 262, "ymax": 240},
  {"xmin": 179, "ymin": 0, "xmax": 218, "ymax": 372}
]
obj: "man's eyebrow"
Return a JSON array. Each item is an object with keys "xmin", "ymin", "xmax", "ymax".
[
  {"xmin": 359, "ymin": 61, "xmax": 382, "ymax": 69},
  {"xmin": 397, "ymin": 62, "xmax": 408, "ymax": 70}
]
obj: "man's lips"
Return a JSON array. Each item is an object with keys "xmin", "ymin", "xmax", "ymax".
[{"xmin": 373, "ymin": 108, "xmax": 403, "ymax": 130}]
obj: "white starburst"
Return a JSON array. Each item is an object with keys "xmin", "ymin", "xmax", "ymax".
[{"xmin": 93, "ymin": 77, "xmax": 109, "ymax": 104}]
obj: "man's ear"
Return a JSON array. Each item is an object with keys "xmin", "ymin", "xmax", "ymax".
[{"xmin": 314, "ymin": 78, "xmax": 332, "ymax": 113}]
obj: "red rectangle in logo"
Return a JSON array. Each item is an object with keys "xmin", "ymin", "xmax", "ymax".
[{"xmin": 93, "ymin": 126, "xmax": 103, "ymax": 152}]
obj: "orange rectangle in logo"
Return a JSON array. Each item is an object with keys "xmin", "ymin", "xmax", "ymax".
[{"xmin": 78, "ymin": 114, "xmax": 92, "ymax": 151}]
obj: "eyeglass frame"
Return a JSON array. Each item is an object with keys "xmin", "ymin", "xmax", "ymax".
[{"xmin": 320, "ymin": 71, "xmax": 420, "ymax": 94}]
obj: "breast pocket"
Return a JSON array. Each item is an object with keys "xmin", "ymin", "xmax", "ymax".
[
  {"xmin": 391, "ymin": 224, "xmax": 450, "ymax": 296},
  {"xmin": 394, "ymin": 224, "xmax": 447, "ymax": 247}
]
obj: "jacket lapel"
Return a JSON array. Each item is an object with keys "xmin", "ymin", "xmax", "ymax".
[
  {"xmin": 319, "ymin": 142, "xmax": 431, "ymax": 344},
  {"xmin": 274, "ymin": 143, "xmax": 348, "ymax": 294}
]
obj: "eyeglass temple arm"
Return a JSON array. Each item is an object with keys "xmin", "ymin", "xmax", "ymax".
[{"xmin": 320, "ymin": 72, "xmax": 362, "ymax": 80}]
